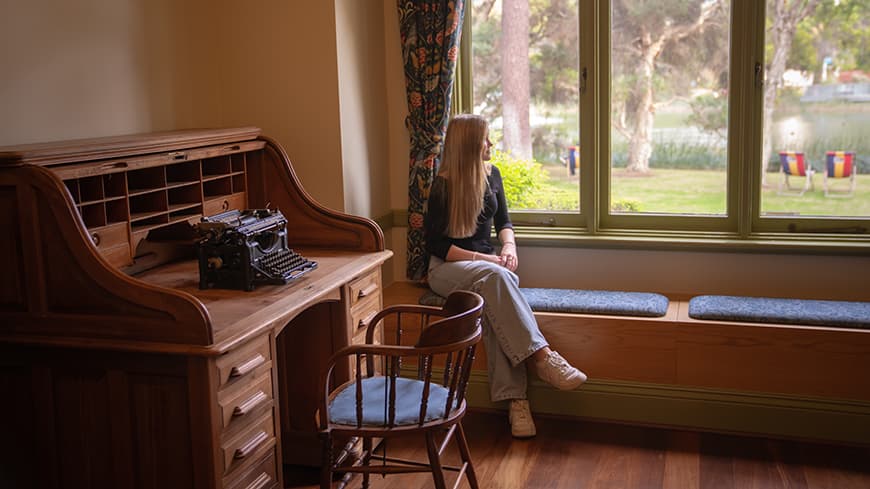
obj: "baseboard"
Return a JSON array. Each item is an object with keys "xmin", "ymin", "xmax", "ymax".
[{"xmin": 463, "ymin": 371, "xmax": 870, "ymax": 445}]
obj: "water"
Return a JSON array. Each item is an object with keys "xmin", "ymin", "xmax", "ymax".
[{"xmin": 773, "ymin": 108, "xmax": 870, "ymax": 154}]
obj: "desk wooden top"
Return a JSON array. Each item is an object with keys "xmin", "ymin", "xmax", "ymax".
[{"xmin": 135, "ymin": 249, "xmax": 392, "ymax": 353}]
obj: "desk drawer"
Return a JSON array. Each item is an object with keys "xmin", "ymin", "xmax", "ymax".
[
  {"xmin": 347, "ymin": 269, "xmax": 381, "ymax": 309},
  {"xmin": 217, "ymin": 337, "xmax": 272, "ymax": 391},
  {"xmin": 350, "ymin": 295, "xmax": 383, "ymax": 380},
  {"xmin": 222, "ymin": 413, "xmax": 275, "ymax": 475},
  {"xmin": 100, "ymin": 243, "xmax": 133, "ymax": 268},
  {"xmin": 350, "ymin": 294, "xmax": 381, "ymax": 341},
  {"xmin": 89, "ymin": 222, "xmax": 129, "ymax": 250},
  {"xmin": 224, "ymin": 449, "xmax": 279, "ymax": 489},
  {"xmin": 204, "ymin": 192, "xmax": 246, "ymax": 216},
  {"xmin": 219, "ymin": 371, "xmax": 274, "ymax": 430}
]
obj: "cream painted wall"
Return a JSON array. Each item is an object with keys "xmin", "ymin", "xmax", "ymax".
[
  {"xmin": 384, "ymin": 3, "xmax": 411, "ymax": 210},
  {"xmin": 1, "ymin": 1, "xmax": 350, "ymax": 212},
  {"xmin": 514, "ymin": 247, "xmax": 870, "ymax": 301},
  {"xmin": 384, "ymin": 2, "xmax": 413, "ymax": 283},
  {"xmin": 334, "ymin": 0, "xmax": 390, "ymax": 218},
  {"xmin": 0, "ymin": 0, "xmax": 220, "ymax": 145},
  {"xmin": 211, "ymin": 0, "xmax": 345, "ymax": 211}
]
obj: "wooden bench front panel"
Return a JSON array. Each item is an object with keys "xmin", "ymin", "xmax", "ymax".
[
  {"xmin": 383, "ymin": 283, "xmax": 870, "ymax": 402},
  {"xmin": 538, "ymin": 302, "xmax": 870, "ymax": 402}
]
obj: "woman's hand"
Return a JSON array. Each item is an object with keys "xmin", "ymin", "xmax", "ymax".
[{"xmin": 499, "ymin": 242, "xmax": 518, "ymax": 271}]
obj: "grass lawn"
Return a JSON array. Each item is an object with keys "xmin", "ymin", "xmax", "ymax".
[{"xmin": 535, "ymin": 165, "xmax": 870, "ymax": 216}]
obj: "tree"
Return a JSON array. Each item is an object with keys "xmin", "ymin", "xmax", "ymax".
[
  {"xmin": 611, "ymin": 0, "xmax": 724, "ymax": 174},
  {"xmin": 761, "ymin": 0, "xmax": 820, "ymax": 186},
  {"xmin": 473, "ymin": 0, "xmax": 578, "ymax": 160},
  {"xmin": 502, "ymin": 0, "xmax": 533, "ymax": 158},
  {"xmin": 806, "ymin": 0, "xmax": 870, "ymax": 75}
]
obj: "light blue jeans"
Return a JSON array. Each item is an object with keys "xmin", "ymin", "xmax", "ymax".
[{"xmin": 428, "ymin": 255, "xmax": 548, "ymax": 401}]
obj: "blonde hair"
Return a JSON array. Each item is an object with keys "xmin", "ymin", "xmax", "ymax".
[{"xmin": 438, "ymin": 114, "xmax": 489, "ymax": 238}]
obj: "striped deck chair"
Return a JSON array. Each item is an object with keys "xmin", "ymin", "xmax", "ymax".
[
  {"xmin": 778, "ymin": 151, "xmax": 814, "ymax": 196},
  {"xmin": 824, "ymin": 151, "xmax": 857, "ymax": 197}
]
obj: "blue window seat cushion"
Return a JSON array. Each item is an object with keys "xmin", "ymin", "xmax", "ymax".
[
  {"xmin": 329, "ymin": 377, "xmax": 456, "ymax": 426},
  {"xmin": 689, "ymin": 295, "xmax": 870, "ymax": 329},
  {"xmin": 419, "ymin": 288, "xmax": 669, "ymax": 318}
]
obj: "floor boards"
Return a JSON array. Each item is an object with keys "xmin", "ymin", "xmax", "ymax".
[{"xmin": 284, "ymin": 410, "xmax": 870, "ymax": 489}]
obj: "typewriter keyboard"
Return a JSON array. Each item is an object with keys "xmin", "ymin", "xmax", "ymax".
[{"xmin": 256, "ymin": 249, "xmax": 317, "ymax": 282}]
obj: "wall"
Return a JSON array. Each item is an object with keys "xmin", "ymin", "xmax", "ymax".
[
  {"xmin": 210, "ymin": 0, "xmax": 346, "ymax": 211},
  {"xmin": 384, "ymin": 1, "xmax": 412, "ymax": 284},
  {"xmin": 0, "ymin": 0, "xmax": 220, "ymax": 144},
  {"xmin": 335, "ymin": 0, "xmax": 391, "ymax": 219},
  {"xmin": 516, "ymin": 246, "xmax": 870, "ymax": 300},
  {"xmin": 0, "ymin": 0, "xmax": 393, "ymax": 216}
]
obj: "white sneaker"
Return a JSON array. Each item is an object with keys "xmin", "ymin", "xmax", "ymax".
[
  {"xmin": 509, "ymin": 399, "xmax": 537, "ymax": 438},
  {"xmin": 535, "ymin": 351, "xmax": 587, "ymax": 390}
]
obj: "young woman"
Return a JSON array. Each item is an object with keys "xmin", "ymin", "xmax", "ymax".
[{"xmin": 424, "ymin": 114, "xmax": 587, "ymax": 438}]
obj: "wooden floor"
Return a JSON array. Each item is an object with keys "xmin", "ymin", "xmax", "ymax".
[{"xmin": 284, "ymin": 410, "xmax": 870, "ymax": 489}]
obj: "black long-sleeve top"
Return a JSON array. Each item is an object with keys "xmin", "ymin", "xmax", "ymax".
[{"xmin": 424, "ymin": 165, "xmax": 513, "ymax": 260}]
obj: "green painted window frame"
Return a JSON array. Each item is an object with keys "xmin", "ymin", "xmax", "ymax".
[{"xmin": 454, "ymin": 0, "xmax": 870, "ymax": 251}]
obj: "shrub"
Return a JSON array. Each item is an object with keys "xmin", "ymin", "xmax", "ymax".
[
  {"xmin": 611, "ymin": 199, "xmax": 642, "ymax": 212},
  {"xmin": 612, "ymin": 139, "xmax": 727, "ymax": 170},
  {"xmin": 491, "ymin": 149, "xmax": 550, "ymax": 208}
]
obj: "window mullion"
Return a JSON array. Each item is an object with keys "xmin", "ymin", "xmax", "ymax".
[
  {"xmin": 729, "ymin": 0, "xmax": 765, "ymax": 238},
  {"xmin": 581, "ymin": 0, "xmax": 599, "ymax": 232}
]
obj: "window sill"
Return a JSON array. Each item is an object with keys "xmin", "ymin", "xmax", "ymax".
[
  {"xmin": 510, "ymin": 226, "xmax": 870, "ymax": 256},
  {"xmin": 384, "ymin": 209, "xmax": 869, "ymax": 256}
]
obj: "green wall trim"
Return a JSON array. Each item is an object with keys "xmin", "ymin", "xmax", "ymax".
[
  {"xmin": 461, "ymin": 371, "xmax": 870, "ymax": 445},
  {"xmin": 373, "ymin": 212, "xmax": 394, "ymax": 233},
  {"xmin": 384, "ymin": 208, "xmax": 869, "ymax": 254}
]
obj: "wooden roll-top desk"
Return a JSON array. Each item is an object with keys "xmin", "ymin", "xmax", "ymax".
[{"xmin": 0, "ymin": 128, "xmax": 393, "ymax": 489}]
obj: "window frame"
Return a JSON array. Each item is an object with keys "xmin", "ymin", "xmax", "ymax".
[{"xmin": 454, "ymin": 0, "xmax": 870, "ymax": 248}]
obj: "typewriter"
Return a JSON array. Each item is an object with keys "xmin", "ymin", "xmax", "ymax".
[{"xmin": 196, "ymin": 209, "xmax": 317, "ymax": 291}]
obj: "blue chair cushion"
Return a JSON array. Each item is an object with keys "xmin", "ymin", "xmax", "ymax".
[
  {"xmin": 420, "ymin": 288, "xmax": 669, "ymax": 317},
  {"xmin": 329, "ymin": 377, "xmax": 455, "ymax": 426},
  {"xmin": 689, "ymin": 295, "xmax": 870, "ymax": 329}
]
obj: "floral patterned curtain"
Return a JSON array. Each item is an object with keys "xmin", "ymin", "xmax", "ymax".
[{"xmin": 397, "ymin": 0, "xmax": 465, "ymax": 281}]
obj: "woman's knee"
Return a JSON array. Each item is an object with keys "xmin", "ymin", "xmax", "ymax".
[{"xmin": 477, "ymin": 264, "xmax": 519, "ymax": 288}]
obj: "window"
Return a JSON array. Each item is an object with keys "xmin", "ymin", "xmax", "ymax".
[
  {"xmin": 467, "ymin": 0, "xmax": 582, "ymax": 227},
  {"xmin": 461, "ymin": 0, "xmax": 869, "ymax": 244}
]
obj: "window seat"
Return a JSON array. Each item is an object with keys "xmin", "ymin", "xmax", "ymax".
[
  {"xmin": 385, "ymin": 281, "xmax": 870, "ymax": 444},
  {"xmin": 420, "ymin": 288, "xmax": 870, "ymax": 330},
  {"xmin": 403, "ymin": 283, "xmax": 870, "ymax": 403}
]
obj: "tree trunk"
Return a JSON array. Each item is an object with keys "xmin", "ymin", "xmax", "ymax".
[
  {"xmin": 625, "ymin": 33, "xmax": 661, "ymax": 173},
  {"xmin": 501, "ymin": 0, "xmax": 532, "ymax": 159}
]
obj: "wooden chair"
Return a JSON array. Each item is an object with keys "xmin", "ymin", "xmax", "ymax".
[
  {"xmin": 824, "ymin": 151, "xmax": 857, "ymax": 197},
  {"xmin": 778, "ymin": 151, "xmax": 814, "ymax": 195},
  {"xmin": 318, "ymin": 290, "xmax": 484, "ymax": 489}
]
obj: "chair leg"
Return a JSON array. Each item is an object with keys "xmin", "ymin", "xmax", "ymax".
[
  {"xmin": 320, "ymin": 432, "xmax": 333, "ymax": 489},
  {"xmin": 362, "ymin": 437, "xmax": 372, "ymax": 489},
  {"xmin": 454, "ymin": 423, "xmax": 480, "ymax": 489},
  {"xmin": 425, "ymin": 431, "xmax": 448, "ymax": 489}
]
